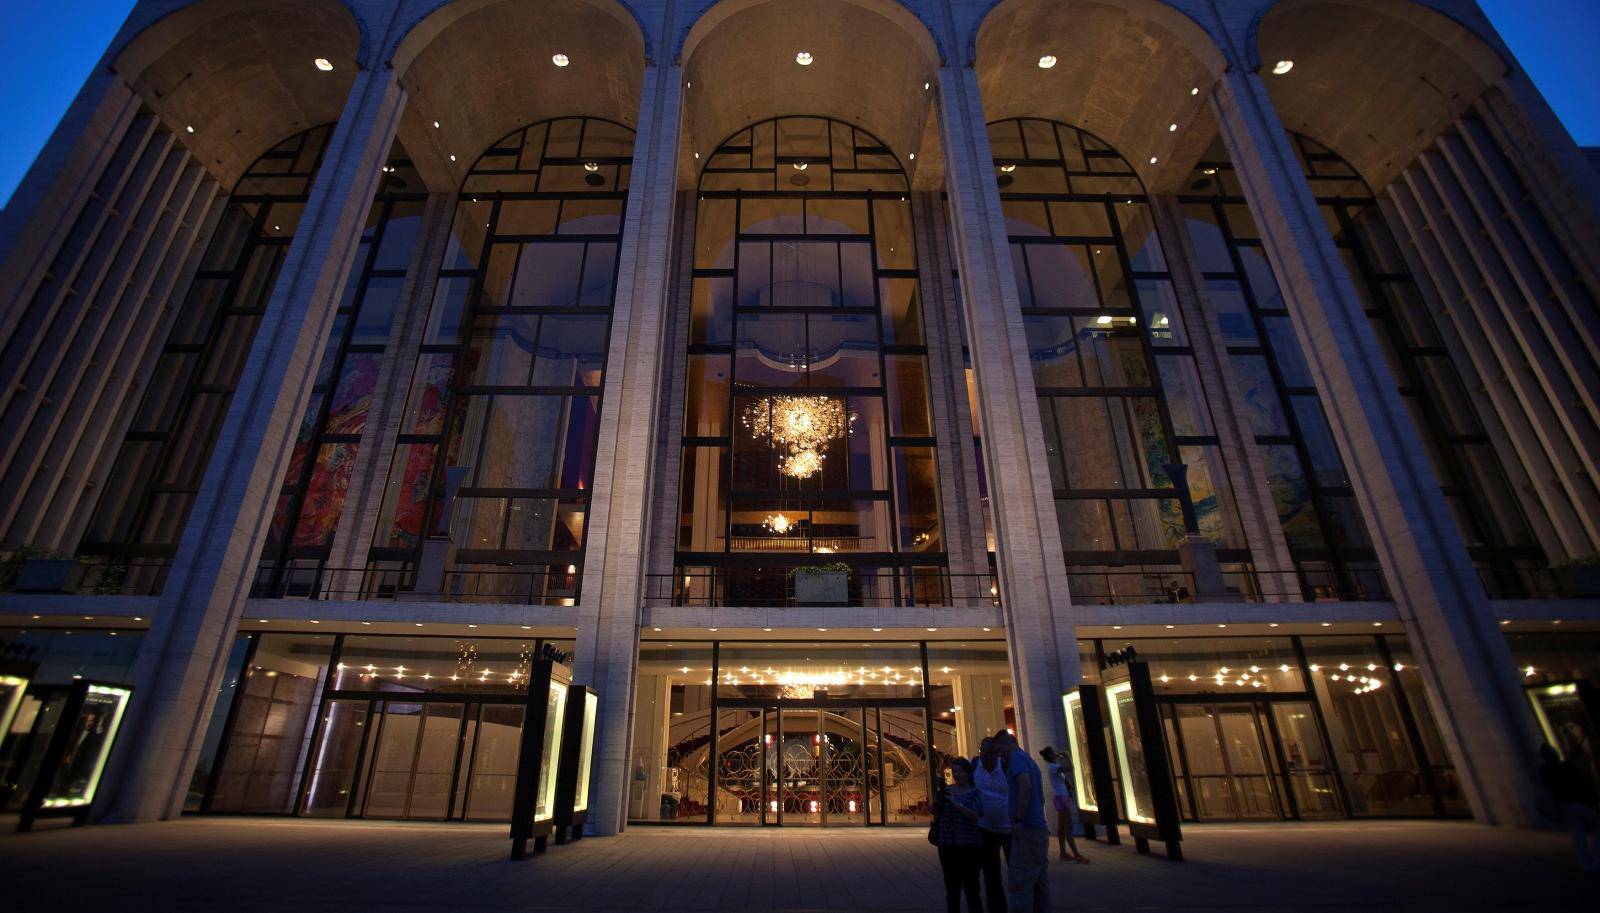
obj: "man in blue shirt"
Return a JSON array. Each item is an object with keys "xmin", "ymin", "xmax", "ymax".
[{"xmin": 994, "ymin": 729, "xmax": 1049, "ymax": 912}]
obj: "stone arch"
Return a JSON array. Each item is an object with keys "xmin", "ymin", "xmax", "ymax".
[
  {"xmin": 973, "ymin": 0, "xmax": 1229, "ymax": 193},
  {"xmin": 1252, "ymin": 0, "xmax": 1511, "ymax": 188},
  {"xmin": 388, "ymin": 0, "xmax": 648, "ymax": 192},
  {"xmin": 678, "ymin": 0, "xmax": 942, "ymax": 188},
  {"xmin": 109, "ymin": 0, "xmax": 363, "ymax": 187}
]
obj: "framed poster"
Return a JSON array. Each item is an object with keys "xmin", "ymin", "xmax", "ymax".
[
  {"xmin": 1062, "ymin": 685, "xmax": 1120, "ymax": 844},
  {"xmin": 553, "ymin": 684, "xmax": 598, "ymax": 844},
  {"xmin": 510, "ymin": 654, "xmax": 572, "ymax": 859},
  {"xmin": 1102, "ymin": 662, "xmax": 1182, "ymax": 859},
  {"xmin": 18, "ymin": 680, "xmax": 134, "ymax": 831}
]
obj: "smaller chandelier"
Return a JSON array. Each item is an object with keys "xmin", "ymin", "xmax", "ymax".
[
  {"xmin": 782, "ymin": 449, "xmax": 824, "ymax": 479},
  {"xmin": 742, "ymin": 395, "xmax": 850, "ymax": 479},
  {"xmin": 764, "ymin": 513, "xmax": 794, "ymax": 535}
]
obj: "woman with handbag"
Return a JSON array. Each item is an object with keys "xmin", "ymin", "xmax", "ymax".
[{"xmin": 931, "ymin": 757, "xmax": 987, "ymax": 912}]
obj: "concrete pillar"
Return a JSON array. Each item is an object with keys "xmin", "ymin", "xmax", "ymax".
[
  {"xmin": 1210, "ymin": 68, "xmax": 1542, "ymax": 825},
  {"xmin": 627, "ymin": 674, "xmax": 671, "ymax": 821},
  {"xmin": 573, "ymin": 62, "xmax": 683, "ymax": 836},
  {"xmin": 97, "ymin": 66, "xmax": 407, "ymax": 822},
  {"xmin": 936, "ymin": 64, "xmax": 1077, "ymax": 760}
]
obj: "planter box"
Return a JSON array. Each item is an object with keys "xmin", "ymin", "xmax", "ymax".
[
  {"xmin": 15, "ymin": 558, "xmax": 82, "ymax": 594},
  {"xmin": 1555, "ymin": 565, "xmax": 1600, "ymax": 598},
  {"xmin": 793, "ymin": 570, "xmax": 849, "ymax": 606}
]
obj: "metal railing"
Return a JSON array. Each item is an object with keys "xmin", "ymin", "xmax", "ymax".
[
  {"xmin": 0, "ymin": 557, "xmax": 170, "ymax": 597},
  {"xmin": 250, "ymin": 565, "xmax": 580, "ymax": 605},
  {"xmin": 646, "ymin": 568, "xmax": 1000, "ymax": 609},
  {"xmin": 1476, "ymin": 565, "xmax": 1597, "ymax": 600},
  {"xmin": 1061, "ymin": 566, "xmax": 1389, "ymax": 606}
]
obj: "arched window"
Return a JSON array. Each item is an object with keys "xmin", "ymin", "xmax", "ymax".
[
  {"xmin": 84, "ymin": 126, "xmax": 335, "ymax": 572},
  {"xmin": 989, "ymin": 118, "xmax": 1246, "ymax": 603},
  {"xmin": 255, "ymin": 143, "xmax": 427, "ymax": 592},
  {"xmin": 370, "ymin": 117, "xmax": 635, "ymax": 604},
  {"xmin": 1286, "ymin": 134, "xmax": 1537, "ymax": 577},
  {"xmin": 676, "ymin": 116, "xmax": 944, "ymax": 607}
]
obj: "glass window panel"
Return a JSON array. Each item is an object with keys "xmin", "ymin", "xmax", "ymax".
[
  {"xmin": 885, "ymin": 354, "xmax": 932, "ymax": 437},
  {"xmin": 734, "ymin": 311, "xmax": 806, "ymax": 387},
  {"xmin": 805, "ymin": 313, "xmax": 880, "ymax": 388},
  {"xmin": 510, "ymin": 243, "xmax": 583, "ymax": 308},
  {"xmin": 894, "ymin": 447, "xmax": 941, "ymax": 551},
  {"xmin": 1263, "ymin": 316, "xmax": 1313, "ymax": 388},
  {"xmin": 1263, "ymin": 444, "xmax": 1324, "ymax": 548},
  {"xmin": 1232, "ymin": 354, "xmax": 1290, "ymax": 436},
  {"xmin": 807, "ymin": 197, "xmax": 868, "ymax": 235},
  {"xmin": 691, "ymin": 276, "xmax": 734, "ymax": 345},
  {"xmin": 1024, "ymin": 245, "xmax": 1098, "ymax": 309},
  {"xmin": 1048, "ymin": 200, "xmax": 1112, "ymax": 239},
  {"xmin": 1182, "ymin": 205, "xmax": 1233, "ymax": 273},
  {"xmin": 351, "ymin": 276, "xmax": 401, "ymax": 345},
  {"xmin": 1204, "ymin": 278, "xmax": 1258, "ymax": 345},
  {"xmin": 1137, "ymin": 279, "xmax": 1187, "ymax": 346},
  {"xmin": 324, "ymin": 352, "xmax": 380, "ymax": 436},
  {"xmin": 686, "ymin": 354, "xmax": 731, "ymax": 437},
  {"xmin": 1290, "ymin": 396, "xmax": 1349, "ymax": 487},
  {"xmin": 1004, "ymin": 200, "xmax": 1051, "ymax": 237},
  {"xmin": 879, "ymin": 277, "xmax": 923, "ymax": 346},
  {"xmin": 1156, "ymin": 355, "xmax": 1213, "ymax": 437}
]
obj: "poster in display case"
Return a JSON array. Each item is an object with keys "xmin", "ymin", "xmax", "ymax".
[
  {"xmin": 18, "ymin": 679, "xmax": 134, "ymax": 831},
  {"xmin": 1062, "ymin": 685, "xmax": 1120, "ymax": 844},
  {"xmin": 1103, "ymin": 661, "xmax": 1182, "ymax": 860},
  {"xmin": 552, "ymin": 685, "xmax": 598, "ymax": 845},
  {"xmin": 510, "ymin": 647, "xmax": 572, "ymax": 860},
  {"xmin": 0, "ymin": 661, "xmax": 33, "ymax": 748}
]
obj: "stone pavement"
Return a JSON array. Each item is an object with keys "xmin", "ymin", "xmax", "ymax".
[{"xmin": 1, "ymin": 817, "xmax": 1596, "ymax": 911}]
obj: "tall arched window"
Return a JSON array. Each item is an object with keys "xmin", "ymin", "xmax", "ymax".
[
  {"xmin": 990, "ymin": 118, "xmax": 1247, "ymax": 603},
  {"xmin": 676, "ymin": 116, "xmax": 944, "ymax": 606},
  {"xmin": 369, "ymin": 117, "xmax": 634, "ymax": 604},
  {"xmin": 256, "ymin": 143, "xmax": 426, "ymax": 593},
  {"xmin": 84, "ymin": 125, "xmax": 335, "ymax": 574}
]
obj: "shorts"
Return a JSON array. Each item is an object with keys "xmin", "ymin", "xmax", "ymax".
[{"xmin": 1051, "ymin": 795, "xmax": 1073, "ymax": 813}]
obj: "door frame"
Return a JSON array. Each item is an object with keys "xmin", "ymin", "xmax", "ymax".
[{"xmin": 1159, "ymin": 693, "xmax": 1328, "ymax": 823}]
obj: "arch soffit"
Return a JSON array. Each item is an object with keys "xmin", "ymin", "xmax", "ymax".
[
  {"xmin": 678, "ymin": 0, "xmax": 943, "ymax": 69},
  {"xmin": 390, "ymin": 0, "xmax": 648, "ymax": 76},
  {"xmin": 111, "ymin": 0, "xmax": 368, "ymax": 75},
  {"xmin": 970, "ymin": 0, "xmax": 1227, "ymax": 78},
  {"xmin": 1248, "ymin": 0, "xmax": 1509, "ymax": 80}
]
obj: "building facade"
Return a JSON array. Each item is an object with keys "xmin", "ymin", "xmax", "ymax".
[{"xmin": 1, "ymin": 0, "xmax": 1598, "ymax": 833}]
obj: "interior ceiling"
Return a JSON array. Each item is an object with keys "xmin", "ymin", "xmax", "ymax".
[
  {"xmin": 680, "ymin": 0, "xmax": 940, "ymax": 187},
  {"xmin": 113, "ymin": 0, "xmax": 359, "ymax": 188},
  {"xmin": 397, "ymin": 0, "xmax": 646, "ymax": 192},
  {"xmin": 1258, "ymin": 0, "xmax": 1507, "ymax": 190},
  {"xmin": 975, "ymin": 0, "xmax": 1223, "ymax": 194}
]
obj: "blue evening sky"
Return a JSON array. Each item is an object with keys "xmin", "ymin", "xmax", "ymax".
[{"xmin": 0, "ymin": 0, "xmax": 1596, "ymax": 207}]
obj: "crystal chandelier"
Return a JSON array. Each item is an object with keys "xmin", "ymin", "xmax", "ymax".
[
  {"xmin": 741, "ymin": 395, "xmax": 850, "ymax": 479},
  {"xmin": 764, "ymin": 513, "xmax": 794, "ymax": 535}
]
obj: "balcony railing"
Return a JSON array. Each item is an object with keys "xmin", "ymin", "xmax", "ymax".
[
  {"xmin": 1061, "ymin": 565, "xmax": 1389, "ymax": 606},
  {"xmin": 249, "ymin": 565, "xmax": 579, "ymax": 605},
  {"xmin": 646, "ymin": 568, "xmax": 1000, "ymax": 609}
]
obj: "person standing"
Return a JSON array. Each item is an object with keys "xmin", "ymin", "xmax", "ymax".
[
  {"xmin": 972, "ymin": 737, "xmax": 1010, "ymax": 912},
  {"xmin": 931, "ymin": 758, "xmax": 987, "ymax": 912},
  {"xmin": 1540, "ymin": 742, "xmax": 1600, "ymax": 874},
  {"xmin": 1040, "ymin": 747, "xmax": 1089, "ymax": 864},
  {"xmin": 993, "ymin": 730, "xmax": 1049, "ymax": 913}
]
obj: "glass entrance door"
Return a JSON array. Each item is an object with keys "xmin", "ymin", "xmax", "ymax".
[
  {"xmin": 712, "ymin": 701, "xmax": 929, "ymax": 826},
  {"xmin": 1165, "ymin": 702, "xmax": 1285, "ymax": 821}
]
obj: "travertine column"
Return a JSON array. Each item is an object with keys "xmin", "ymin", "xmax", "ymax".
[
  {"xmin": 936, "ymin": 65, "xmax": 1076, "ymax": 760},
  {"xmin": 1211, "ymin": 68, "xmax": 1541, "ymax": 825},
  {"xmin": 98, "ymin": 67, "xmax": 407, "ymax": 822},
  {"xmin": 573, "ymin": 63, "xmax": 683, "ymax": 836}
]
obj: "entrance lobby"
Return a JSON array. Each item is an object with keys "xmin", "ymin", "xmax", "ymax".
[{"xmin": 629, "ymin": 638, "xmax": 1013, "ymax": 826}]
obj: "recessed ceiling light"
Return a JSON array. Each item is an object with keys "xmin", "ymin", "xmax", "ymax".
[
  {"xmin": 708, "ymin": 627, "xmax": 718, "ymax": 632},
  {"xmin": 872, "ymin": 627, "xmax": 883, "ymax": 632},
  {"xmin": 314, "ymin": 58, "xmax": 333, "ymax": 72},
  {"xmin": 1168, "ymin": 123, "xmax": 1178, "ymax": 132},
  {"xmin": 584, "ymin": 162, "xmax": 600, "ymax": 172},
  {"xmin": 693, "ymin": 151, "xmax": 699, "ymax": 159},
  {"xmin": 926, "ymin": 627, "xmax": 938, "ymax": 632},
  {"xmin": 1203, "ymin": 167, "xmax": 1218, "ymax": 175},
  {"xmin": 1149, "ymin": 156, "xmax": 1159, "ymax": 164},
  {"xmin": 186, "ymin": 125, "xmax": 195, "ymax": 134},
  {"xmin": 817, "ymin": 627, "xmax": 828, "ymax": 632},
  {"xmin": 1038, "ymin": 55, "xmax": 1057, "ymax": 69},
  {"xmin": 795, "ymin": 51, "xmax": 814, "ymax": 66},
  {"xmin": 433, "ymin": 120, "xmax": 440, "ymax": 129},
  {"xmin": 908, "ymin": 152, "xmax": 915, "ymax": 160},
  {"xmin": 653, "ymin": 626, "xmax": 662, "ymax": 632},
  {"xmin": 449, "ymin": 154, "xmax": 457, "ymax": 162},
  {"xmin": 792, "ymin": 161, "xmax": 808, "ymax": 171},
  {"xmin": 552, "ymin": 53, "xmax": 570, "ymax": 67},
  {"xmin": 1272, "ymin": 59, "xmax": 1294, "ymax": 75},
  {"xmin": 1000, "ymin": 163, "xmax": 1016, "ymax": 173},
  {"xmin": 414, "ymin": 622, "xmax": 423, "ymax": 627},
  {"xmin": 924, "ymin": 81, "xmax": 930, "ymax": 91},
  {"xmin": 1190, "ymin": 87, "xmax": 1199, "ymax": 96}
]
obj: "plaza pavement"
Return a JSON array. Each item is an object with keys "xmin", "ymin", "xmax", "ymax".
[{"xmin": 1, "ymin": 817, "xmax": 1596, "ymax": 911}]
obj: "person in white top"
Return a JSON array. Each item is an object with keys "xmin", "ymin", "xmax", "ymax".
[
  {"xmin": 971, "ymin": 737, "xmax": 1010, "ymax": 912},
  {"xmin": 1040, "ymin": 747, "xmax": 1088, "ymax": 863}
]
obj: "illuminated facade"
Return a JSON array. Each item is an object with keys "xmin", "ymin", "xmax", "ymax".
[{"xmin": 1, "ymin": 0, "xmax": 1598, "ymax": 833}]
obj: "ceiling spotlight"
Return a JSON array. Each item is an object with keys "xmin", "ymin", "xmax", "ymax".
[
  {"xmin": 314, "ymin": 58, "xmax": 334, "ymax": 72},
  {"xmin": 1038, "ymin": 55, "xmax": 1057, "ymax": 69},
  {"xmin": 1190, "ymin": 87, "xmax": 1199, "ymax": 96},
  {"xmin": 1168, "ymin": 123, "xmax": 1178, "ymax": 132},
  {"xmin": 1149, "ymin": 156, "xmax": 1159, "ymax": 164},
  {"xmin": 1000, "ymin": 163, "xmax": 1017, "ymax": 173},
  {"xmin": 1272, "ymin": 59, "xmax": 1295, "ymax": 75},
  {"xmin": 1203, "ymin": 167, "xmax": 1218, "ymax": 175},
  {"xmin": 924, "ymin": 81, "xmax": 930, "ymax": 91},
  {"xmin": 908, "ymin": 152, "xmax": 915, "ymax": 160},
  {"xmin": 432, "ymin": 120, "xmax": 440, "ymax": 129},
  {"xmin": 795, "ymin": 51, "xmax": 814, "ymax": 66},
  {"xmin": 186, "ymin": 125, "xmax": 195, "ymax": 134},
  {"xmin": 449, "ymin": 154, "xmax": 457, "ymax": 162},
  {"xmin": 552, "ymin": 53, "xmax": 570, "ymax": 67},
  {"xmin": 584, "ymin": 162, "xmax": 600, "ymax": 172},
  {"xmin": 792, "ymin": 161, "xmax": 808, "ymax": 171}
]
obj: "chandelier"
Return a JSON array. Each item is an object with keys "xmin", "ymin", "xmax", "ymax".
[
  {"xmin": 764, "ymin": 513, "xmax": 794, "ymax": 535},
  {"xmin": 741, "ymin": 395, "xmax": 850, "ymax": 479}
]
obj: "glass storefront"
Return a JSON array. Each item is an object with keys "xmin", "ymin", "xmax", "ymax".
[
  {"xmin": 1087, "ymin": 634, "xmax": 1466, "ymax": 821},
  {"xmin": 631, "ymin": 638, "xmax": 1012, "ymax": 826},
  {"xmin": 188, "ymin": 631, "xmax": 574, "ymax": 821}
]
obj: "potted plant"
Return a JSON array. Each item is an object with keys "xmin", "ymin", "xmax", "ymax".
[
  {"xmin": 1552, "ymin": 556, "xmax": 1600, "ymax": 598},
  {"xmin": 2, "ymin": 547, "xmax": 82, "ymax": 594},
  {"xmin": 791, "ymin": 561, "xmax": 851, "ymax": 606}
]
